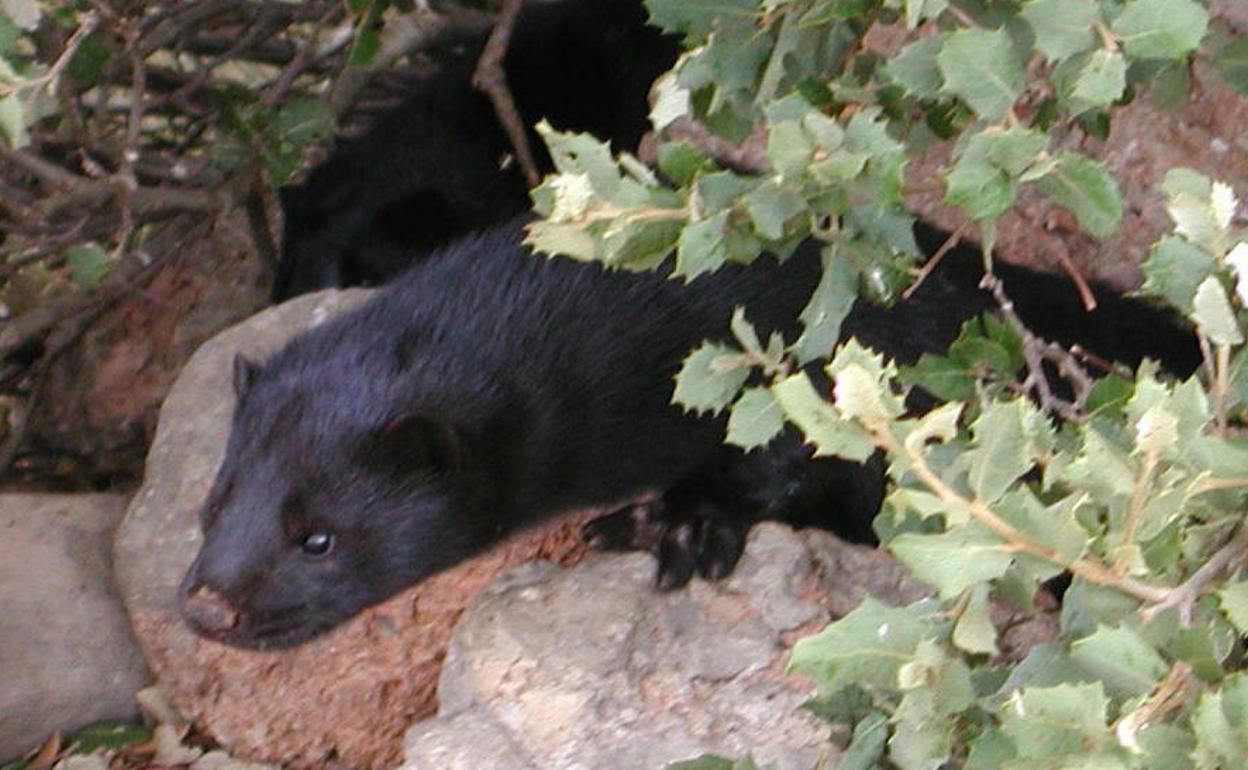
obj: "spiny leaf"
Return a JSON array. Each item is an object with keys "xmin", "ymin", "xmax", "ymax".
[
  {"xmin": 673, "ymin": 341, "xmax": 751, "ymax": 416},
  {"xmin": 794, "ymin": 244, "xmax": 859, "ymax": 365},
  {"xmin": 965, "ymin": 400, "xmax": 1037, "ymax": 504},
  {"xmin": 1191, "ymin": 277, "xmax": 1244, "ymax": 346},
  {"xmin": 772, "ymin": 372, "xmax": 876, "ymax": 461},
  {"xmin": 726, "ymin": 387, "xmax": 785, "ymax": 449}
]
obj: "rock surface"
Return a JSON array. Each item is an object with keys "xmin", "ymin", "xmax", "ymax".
[
  {"xmin": 0, "ymin": 494, "xmax": 151, "ymax": 762},
  {"xmin": 113, "ymin": 288, "xmax": 600, "ymax": 770},
  {"xmin": 404, "ymin": 524, "xmax": 931, "ymax": 770}
]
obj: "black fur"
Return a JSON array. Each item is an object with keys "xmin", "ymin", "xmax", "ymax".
[
  {"xmin": 273, "ymin": 0, "xmax": 678, "ymax": 300},
  {"xmin": 180, "ymin": 217, "xmax": 1200, "ymax": 649}
]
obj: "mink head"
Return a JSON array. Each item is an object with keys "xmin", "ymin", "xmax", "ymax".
[{"xmin": 179, "ymin": 352, "xmax": 491, "ymax": 649}]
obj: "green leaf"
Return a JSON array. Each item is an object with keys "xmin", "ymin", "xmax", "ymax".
[
  {"xmin": 673, "ymin": 341, "xmax": 751, "ymax": 416},
  {"xmin": 766, "ymin": 119, "xmax": 814, "ymax": 180},
  {"xmin": 964, "ymin": 728, "xmax": 1017, "ymax": 770},
  {"xmin": 744, "ymin": 180, "xmax": 807, "ymax": 240},
  {"xmin": 0, "ymin": 14, "xmax": 19, "ymax": 57},
  {"xmin": 1021, "ymin": 0, "xmax": 1099, "ymax": 62},
  {"xmin": 1160, "ymin": 167, "xmax": 1213, "ymax": 199},
  {"xmin": 66, "ymin": 31, "xmax": 111, "ymax": 84},
  {"xmin": 994, "ymin": 489, "xmax": 1085, "ymax": 577},
  {"xmin": 664, "ymin": 757, "xmax": 734, "ymax": 770},
  {"xmin": 937, "ymin": 28, "xmax": 1024, "ymax": 121},
  {"xmin": 1001, "ymin": 682, "xmax": 1114, "ymax": 759},
  {"xmin": 1060, "ymin": 579, "xmax": 1142, "ymax": 638},
  {"xmin": 1169, "ymin": 624, "xmax": 1234, "ymax": 684},
  {"xmin": 1066, "ymin": 426, "xmax": 1136, "ymax": 501},
  {"xmin": 1033, "ymin": 152, "xmax": 1122, "ymax": 238},
  {"xmin": 537, "ymin": 122, "xmax": 640, "ymax": 206},
  {"xmin": 965, "ymin": 400, "xmax": 1037, "ymax": 504},
  {"xmin": 897, "ymin": 640, "xmax": 975, "ymax": 713},
  {"xmin": 524, "ymin": 220, "xmax": 599, "ymax": 261},
  {"xmin": 953, "ymin": 583, "xmax": 999, "ymax": 655},
  {"xmin": 697, "ymin": 171, "xmax": 757, "ymax": 213},
  {"xmin": 1163, "ymin": 175, "xmax": 1233, "ymax": 255},
  {"xmin": 601, "ymin": 219, "xmax": 682, "ymax": 271},
  {"xmin": 69, "ymin": 722, "xmax": 152, "ymax": 753},
  {"xmin": 794, "ymin": 245, "xmax": 859, "ymax": 364},
  {"xmin": 1191, "ymin": 276, "xmax": 1244, "ymax": 346},
  {"xmin": 887, "ymin": 36, "xmax": 944, "ymax": 98},
  {"xmin": 676, "ymin": 212, "xmax": 731, "ymax": 280},
  {"xmin": 646, "ymin": 0, "xmax": 758, "ymax": 38},
  {"xmin": 903, "ymin": 0, "xmax": 947, "ymax": 29},
  {"xmin": 838, "ymin": 712, "xmax": 890, "ymax": 770},
  {"xmin": 789, "ymin": 596, "xmax": 926, "ymax": 692},
  {"xmin": 1141, "ymin": 235, "xmax": 1218, "ymax": 313},
  {"xmin": 944, "ymin": 149, "xmax": 1012, "ymax": 221},
  {"xmin": 656, "ymin": 141, "xmax": 710, "ymax": 187},
  {"xmin": 833, "ymin": 363, "xmax": 901, "ymax": 427},
  {"xmin": 1070, "ymin": 50, "xmax": 1127, "ymax": 110},
  {"xmin": 273, "ymin": 97, "xmax": 335, "ymax": 144},
  {"xmin": 651, "ymin": 73, "xmax": 692, "ymax": 131},
  {"xmin": 347, "ymin": 21, "xmax": 381, "ymax": 67},
  {"xmin": 1069, "ymin": 624, "xmax": 1168, "ymax": 698},
  {"xmin": 902, "ymin": 401, "xmax": 964, "ymax": 455},
  {"xmin": 890, "ymin": 526, "xmax": 1014, "ymax": 599},
  {"xmin": 64, "ymin": 244, "xmax": 112, "ymax": 288},
  {"xmin": 1000, "ymin": 644, "xmax": 1087, "ymax": 693},
  {"xmin": 1111, "ymin": 0, "xmax": 1209, "ymax": 60},
  {"xmin": 1217, "ymin": 580, "xmax": 1248, "ymax": 635},
  {"xmin": 902, "ymin": 354, "xmax": 976, "ymax": 401},
  {"xmin": 1134, "ymin": 723, "xmax": 1196, "ymax": 770},
  {"xmin": 726, "ymin": 387, "xmax": 784, "ymax": 450},
  {"xmin": 772, "ymin": 372, "xmax": 876, "ymax": 461},
  {"xmin": 1214, "ymin": 37, "xmax": 1248, "ymax": 94},
  {"xmin": 0, "ymin": 92, "xmax": 27, "ymax": 148},
  {"xmin": 825, "ymin": 341, "xmax": 905, "ymax": 425},
  {"xmin": 843, "ymin": 108, "xmax": 907, "ymax": 205},
  {"xmin": 1148, "ymin": 59, "xmax": 1193, "ymax": 109},
  {"xmin": 1191, "ymin": 674, "xmax": 1248, "ymax": 768},
  {"xmin": 889, "ymin": 689, "xmax": 954, "ymax": 770}
]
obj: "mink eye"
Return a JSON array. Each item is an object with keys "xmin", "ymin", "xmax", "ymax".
[{"xmin": 301, "ymin": 531, "xmax": 334, "ymax": 557}]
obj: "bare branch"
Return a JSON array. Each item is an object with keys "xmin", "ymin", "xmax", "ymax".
[
  {"xmin": 472, "ymin": 0, "xmax": 541, "ymax": 187},
  {"xmin": 982, "ymin": 273, "xmax": 1095, "ymax": 420}
]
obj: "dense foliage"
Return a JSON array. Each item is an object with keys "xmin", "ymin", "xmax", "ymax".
[
  {"xmin": 5, "ymin": 0, "xmax": 1248, "ymax": 767},
  {"xmin": 521, "ymin": 1, "xmax": 1248, "ymax": 768}
]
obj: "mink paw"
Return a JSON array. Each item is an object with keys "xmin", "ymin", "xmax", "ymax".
[{"xmin": 584, "ymin": 502, "xmax": 749, "ymax": 590}]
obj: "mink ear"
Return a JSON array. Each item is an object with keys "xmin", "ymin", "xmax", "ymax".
[
  {"xmin": 232, "ymin": 354, "xmax": 261, "ymax": 397},
  {"xmin": 368, "ymin": 413, "xmax": 462, "ymax": 478}
]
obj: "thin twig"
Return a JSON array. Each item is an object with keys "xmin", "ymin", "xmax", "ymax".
[
  {"xmin": 903, "ymin": 222, "xmax": 968, "ymax": 300},
  {"xmin": 472, "ymin": 0, "xmax": 540, "ymax": 187},
  {"xmin": 1040, "ymin": 230, "xmax": 1098, "ymax": 311},
  {"xmin": 981, "ymin": 273, "xmax": 1095, "ymax": 419},
  {"xmin": 1140, "ymin": 520, "xmax": 1248, "ymax": 624},
  {"xmin": 872, "ymin": 421, "xmax": 1171, "ymax": 605}
]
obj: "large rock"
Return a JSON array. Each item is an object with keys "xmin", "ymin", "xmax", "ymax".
[
  {"xmin": 115, "ymin": 283, "xmax": 938, "ymax": 770},
  {"xmin": 113, "ymin": 288, "xmax": 599, "ymax": 770},
  {"xmin": 0, "ymin": 494, "xmax": 151, "ymax": 762},
  {"xmin": 404, "ymin": 524, "xmax": 932, "ymax": 770}
]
